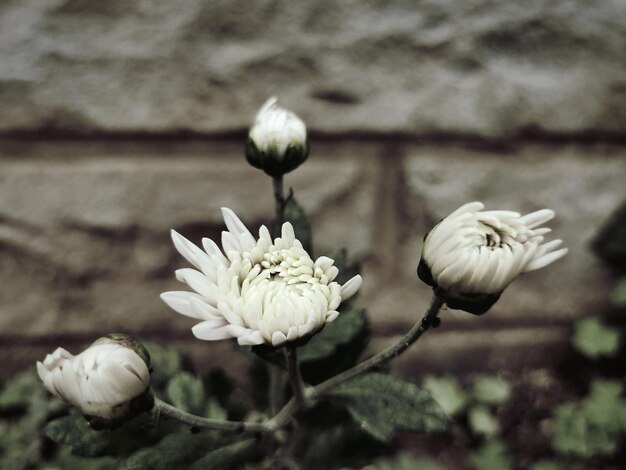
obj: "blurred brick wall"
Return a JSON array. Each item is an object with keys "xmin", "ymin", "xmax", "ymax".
[{"xmin": 1, "ymin": 0, "xmax": 625, "ymax": 379}]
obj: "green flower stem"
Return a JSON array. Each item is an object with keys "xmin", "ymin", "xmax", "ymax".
[
  {"xmin": 268, "ymin": 365, "xmax": 283, "ymax": 415},
  {"xmin": 154, "ymin": 397, "xmax": 270, "ymax": 433},
  {"xmin": 311, "ymin": 294, "xmax": 445, "ymax": 398},
  {"xmin": 269, "ymin": 174, "xmax": 287, "ymax": 413},
  {"xmin": 285, "ymin": 346, "xmax": 306, "ymax": 406},
  {"xmin": 273, "ymin": 175, "xmax": 285, "ymax": 236}
]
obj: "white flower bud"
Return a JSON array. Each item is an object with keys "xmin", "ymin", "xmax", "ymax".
[
  {"xmin": 418, "ymin": 202, "xmax": 568, "ymax": 314},
  {"xmin": 246, "ymin": 97, "xmax": 309, "ymax": 176},
  {"xmin": 36, "ymin": 335, "xmax": 152, "ymax": 425},
  {"xmin": 161, "ymin": 208, "xmax": 363, "ymax": 347}
]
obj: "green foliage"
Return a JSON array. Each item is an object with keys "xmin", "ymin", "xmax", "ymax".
[
  {"xmin": 468, "ymin": 405, "xmax": 499, "ymax": 438},
  {"xmin": 372, "ymin": 452, "xmax": 446, "ymax": 470},
  {"xmin": 610, "ymin": 277, "xmax": 626, "ymax": 306},
  {"xmin": 166, "ymin": 372, "xmax": 205, "ymax": 415},
  {"xmin": 187, "ymin": 438, "xmax": 257, "ymax": 470},
  {"xmin": 299, "ymin": 419, "xmax": 386, "ymax": 470},
  {"xmin": 553, "ymin": 380, "xmax": 626, "ymax": 458},
  {"xmin": 284, "ymin": 195, "xmax": 312, "ymax": 253},
  {"xmin": 422, "ymin": 375, "xmax": 469, "ymax": 416},
  {"xmin": 471, "ymin": 375, "xmax": 512, "ymax": 406},
  {"xmin": 529, "ymin": 460, "xmax": 564, "ymax": 470},
  {"xmin": 470, "ymin": 440, "xmax": 512, "ymax": 470},
  {"xmin": 118, "ymin": 431, "xmax": 231, "ymax": 470},
  {"xmin": 325, "ymin": 247, "xmax": 361, "ymax": 287},
  {"xmin": 299, "ymin": 308, "xmax": 367, "ymax": 363},
  {"xmin": 572, "ymin": 317, "xmax": 620, "ymax": 359},
  {"xmin": 328, "ymin": 373, "xmax": 451, "ymax": 442},
  {"xmin": 0, "ymin": 369, "xmax": 65, "ymax": 470},
  {"xmin": 142, "ymin": 341, "xmax": 184, "ymax": 389},
  {"xmin": 45, "ymin": 409, "xmax": 171, "ymax": 458}
]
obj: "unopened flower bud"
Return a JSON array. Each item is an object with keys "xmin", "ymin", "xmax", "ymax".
[
  {"xmin": 36, "ymin": 334, "xmax": 152, "ymax": 428},
  {"xmin": 246, "ymin": 97, "xmax": 309, "ymax": 177},
  {"xmin": 418, "ymin": 202, "xmax": 568, "ymax": 315}
]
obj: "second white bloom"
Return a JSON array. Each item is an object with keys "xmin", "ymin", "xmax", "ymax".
[
  {"xmin": 418, "ymin": 202, "xmax": 568, "ymax": 314},
  {"xmin": 162, "ymin": 208, "xmax": 363, "ymax": 347}
]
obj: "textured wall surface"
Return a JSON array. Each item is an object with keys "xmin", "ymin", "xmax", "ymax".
[
  {"xmin": 1, "ymin": 0, "xmax": 625, "ymax": 379},
  {"xmin": 1, "ymin": 0, "xmax": 625, "ymax": 136}
]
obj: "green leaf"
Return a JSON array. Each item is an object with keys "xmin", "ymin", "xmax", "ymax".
[
  {"xmin": 325, "ymin": 248, "xmax": 361, "ymax": 287},
  {"xmin": 204, "ymin": 398, "xmax": 228, "ymax": 421},
  {"xmin": 187, "ymin": 437, "xmax": 257, "ymax": 470},
  {"xmin": 119, "ymin": 430, "xmax": 224, "ymax": 470},
  {"xmin": 552, "ymin": 401, "xmax": 618, "ymax": 458},
  {"xmin": 284, "ymin": 194, "xmax": 312, "ymax": 253},
  {"xmin": 0, "ymin": 369, "xmax": 57, "ymax": 469},
  {"xmin": 530, "ymin": 460, "xmax": 566, "ymax": 470},
  {"xmin": 422, "ymin": 375, "xmax": 469, "ymax": 416},
  {"xmin": 471, "ymin": 440, "xmax": 512, "ymax": 470},
  {"xmin": 572, "ymin": 317, "xmax": 620, "ymax": 359},
  {"xmin": 299, "ymin": 308, "xmax": 367, "ymax": 362},
  {"xmin": 45, "ymin": 409, "xmax": 174, "ymax": 458},
  {"xmin": 328, "ymin": 373, "xmax": 451, "ymax": 442},
  {"xmin": 51, "ymin": 446, "xmax": 117, "ymax": 470},
  {"xmin": 610, "ymin": 277, "xmax": 626, "ymax": 306},
  {"xmin": 583, "ymin": 380, "xmax": 626, "ymax": 434},
  {"xmin": 166, "ymin": 372, "xmax": 205, "ymax": 415},
  {"xmin": 372, "ymin": 453, "xmax": 446, "ymax": 470},
  {"xmin": 300, "ymin": 420, "xmax": 386, "ymax": 470},
  {"xmin": 472, "ymin": 375, "xmax": 512, "ymax": 406},
  {"xmin": 468, "ymin": 405, "xmax": 499, "ymax": 438},
  {"xmin": 142, "ymin": 341, "xmax": 185, "ymax": 390}
]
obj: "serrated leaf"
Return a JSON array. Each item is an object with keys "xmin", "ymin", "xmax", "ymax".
[
  {"xmin": 471, "ymin": 440, "xmax": 512, "ymax": 470},
  {"xmin": 468, "ymin": 405, "xmax": 499, "ymax": 437},
  {"xmin": 284, "ymin": 195, "xmax": 312, "ymax": 253},
  {"xmin": 472, "ymin": 375, "xmax": 512, "ymax": 406},
  {"xmin": 187, "ymin": 437, "xmax": 257, "ymax": 470},
  {"xmin": 299, "ymin": 308, "xmax": 367, "ymax": 362},
  {"xmin": 422, "ymin": 375, "xmax": 469, "ymax": 416},
  {"xmin": 572, "ymin": 318, "xmax": 620, "ymax": 359},
  {"xmin": 119, "ymin": 430, "xmax": 224, "ymax": 470},
  {"xmin": 328, "ymin": 373, "xmax": 451, "ymax": 442},
  {"xmin": 166, "ymin": 372, "xmax": 205, "ymax": 415}
]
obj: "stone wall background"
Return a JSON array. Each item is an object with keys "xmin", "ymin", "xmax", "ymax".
[{"xmin": 1, "ymin": 0, "xmax": 625, "ymax": 380}]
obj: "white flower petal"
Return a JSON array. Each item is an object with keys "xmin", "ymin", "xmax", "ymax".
[
  {"xmin": 160, "ymin": 291, "xmax": 210, "ymax": 320},
  {"xmin": 526, "ymin": 247, "xmax": 569, "ymax": 271},
  {"xmin": 340, "ymin": 275, "xmax": 363, "ymax": 301},
  {"xmin": 176, "ymin": 269, "xmax": 219, "ymax": 304},
  {"xmin": 192, "ymin": 323, "xmax": 235, "ymax": 341}
]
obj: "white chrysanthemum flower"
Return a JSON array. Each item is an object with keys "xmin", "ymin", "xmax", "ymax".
[
  {"xmin": 161, "ymin": 208, "xmax": 363, "ymax": 347},
  {"xmin": 245, "ymin": 97, "xmax": 309, "ymax": 176},
  {"xmin": 36, "ymin": 340, "xmax": 151, "ymax": 420},
  {"xmin": 418, "ymin": 202, "xmax": 568, "ymax": 314}
]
